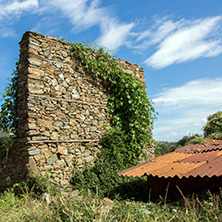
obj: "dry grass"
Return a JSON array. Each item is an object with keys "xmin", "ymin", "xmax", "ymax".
[{"xmin": 0, "ymin": 182, "xmax": 222, "ymax": 222}]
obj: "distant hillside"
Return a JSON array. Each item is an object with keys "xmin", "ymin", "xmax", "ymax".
[
  {"xmin": 154, "ymin": 141, "xmax": 176, "ymax": 157},
  {"xmin": 156, "ymin": 141, "xmax": 176, "ymax": 147}
]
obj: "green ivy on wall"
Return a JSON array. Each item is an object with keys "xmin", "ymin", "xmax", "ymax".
[
  {"xmin": 68, "ymin": 41, "xmax": 156, "ymax": 195},
  {"xmin": 0, "ymin": 38, "xmax": 156, "ymax": 197}
]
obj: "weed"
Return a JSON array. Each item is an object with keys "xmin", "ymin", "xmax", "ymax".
[{"xmin": 1, "ymin": 180, "xmax": 222, "ymax": 222}]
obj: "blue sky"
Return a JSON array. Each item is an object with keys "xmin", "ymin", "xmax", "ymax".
[{"xmin": 0, "ymin": 0, "xmax": 222, "ymax": 142}]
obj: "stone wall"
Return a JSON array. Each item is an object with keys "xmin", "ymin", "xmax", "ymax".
[{"xmin": 0, "ymin": 31, "xmax": 146, "ymax": 188}]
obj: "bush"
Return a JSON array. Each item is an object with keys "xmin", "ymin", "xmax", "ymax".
[
  {"xmin": 204, "ymin": 111, "xmax": 222, "ymax": 137},
  {"xmin": 154, "ymin": 142, "xmax": 175, "ymax": 157},
  {"xmin": 0, "ymin": 131, "xmax": 14, "ymax": 159}
]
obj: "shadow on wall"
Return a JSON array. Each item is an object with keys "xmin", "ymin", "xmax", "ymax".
[{"xmin": 0, "ymin": 139, "xmax": 29, "ymax": 191}]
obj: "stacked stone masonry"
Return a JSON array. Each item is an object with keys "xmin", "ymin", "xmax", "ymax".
[{"xmin": 0, "ymin": 31, "xmax": 146, "ymax": 188}]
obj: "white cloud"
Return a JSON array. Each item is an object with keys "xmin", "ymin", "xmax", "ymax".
[
  {"xmin": 0, "ymin": 0, "xmax": 134, "ymax": 50},
  {"xmin": 32, "ymin": 17, "xmax": 60, "ymax": 36},
  {"xmin": 98, "ymin": 18, "xmax": 134, "ymax": 51},
  {"xmin": 144, "ymin": 16, "xmax": 222, "ymax": 68},
  {"xmin": 0, "ymin": 27, "xmax": 16, "ymax": 38},
  {"xmin": 154, "ymin": 111, "xmax": 212, "ymax": 142},
  {"xmin": 0, "ymin": 0, "xmax": 38, "ymax": 20},
  {"xmin": 152, "ymin": 78, "xmax": 222, "ymax": 141},
  {"xmin": 43, "ymin": 0, "xmax": 109, "ymax": 32},
  {"xmin": 41, "ymin": 0, "xmax": 134, "ymax": 51},
  {"xmin": 153, "ymin": 78, "xmax": 222, "ymax": 107},
  {"xmin": 136, "ymin": 19, "xmax": 180, "ymax": 46}
]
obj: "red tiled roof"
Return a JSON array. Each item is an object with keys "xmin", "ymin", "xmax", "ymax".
[{"xmin": 118, "ymin": 139, "xmax": 222, "ymax": 178}]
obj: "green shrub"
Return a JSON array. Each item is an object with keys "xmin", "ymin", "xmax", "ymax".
[
  {"xmin": 0, "ymin": 131, "xmax": 14, "ymax": 159},
  {"xmin": 204, "ymin": 111, "xmax": 222, "ymax": 137},
  {"xmin": 171, "ymin": 134, "xmax": 205, "ymax": 150},
  {"xmin": 154, "ymin": 141, "xmax": 175, "ymax": 157}
]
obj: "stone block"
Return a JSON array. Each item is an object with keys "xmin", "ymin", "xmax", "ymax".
[
  {"xmin": 28, "ymin": 58, "xmax": 42, "ymax": 66},
  {"xmin": 91, "ymin": 120, "xmax": 98, "ymax": 125},
  {"xmin": 44, "ymin": 150, "xmax": 53, "ymax": 159},
  {"xmin": 58, "ymin": 145, "xmax": 68, "ymax": 155},
  {"xmin": 47, "ymin": 154, "xmax": 58, "ymax": 165},
  {"xmin": 53, "ymin": 159, "xmax": 66, "ymax": 169},
  {"xmin": 28, "ymin": 67, "xmax": 44, "ymax": 76},
  {"xmin": 84, "ymin": 156, "xmax": 94, "ymax": 163},
  {"xmin": 51, "ymin": 132, "xmax": 59, "ymax": 140},
  {"xmin": 32, "ymin": 136, "xmax": 47, "ymax": 141},
  {"xmin": 91, "ymin": 127, "xmax": 97, "ymax": 131},
  {"xmin": 42, "ymin": 131, "xmax": 50, "ymax": 137},
  {"xmin": 28, "ymin": 88, "xmax": 44, "ymax": 94},
  {"xmin": 72, "ymin": 89, "xmax": 80, "ymax": 99},
  {"xmin": 84, "ymin": 150, "xmax": 91, "ymax": 157},
  {"xmin": 29, "ymin": 157, "xmax": 39, "ymax": 173},
  {"xmin": 34, "ymin": 153, "xmax": 44, "ymax": 161},
  {"xmin": 63, "ymin": 167, "xmax": 70, "ymax": 172},
  {"xmin": 27, "ymin": 130, "xmax": 39, "ymax": 136},
  {"xmin": 28, "ymin": 149, "xmax": 40, "ymax": 155}
]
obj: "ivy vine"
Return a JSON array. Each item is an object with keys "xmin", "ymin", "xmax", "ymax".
[{"xmin": 67, "ymin": 41, "xmax": 156, "ymax": 195}]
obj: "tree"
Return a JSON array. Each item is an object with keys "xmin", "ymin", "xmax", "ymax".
[
  {"xmin": 0, "ymin": 63, "xmax": 19, "ymax": 136},
  {"xmin": 203, "ymin": 111, "xmax": 222, "ymax": 138}
]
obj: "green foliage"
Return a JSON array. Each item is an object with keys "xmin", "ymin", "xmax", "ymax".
[
  {"xmin": 154, "ymin": 134, "xmax": 206, "ymax": 157},
  {"xmin": 0, "ymin": 63, "xmax": 19, "ymax": 136},
  {"xmin": 154, "ymin": 141, "xmax": 175, "ymax": 157},
  {"xmin": 209, "ymin": 132, "xmax": 222, "ymax": 140},
  {"xmin": 171, "ymin": 134, "xmax": 205, "ymax": 150},
  {"xmin": 69, "ymin": 41, "xmax": 155, "ymax": 152},
  {"xmin": 173, "ymin": 111, "xmax": 222, "ymax": 149},
  {"xmin": 68, "ymin": 40, "xmax": 156, "ymax": 196},
  {"xmin": 0, "ymin": 131, "xmax": 14, "ymax": 159},
  {"xmin": 12, "ymin": 173, "xmax": 59, "ymax": 198},
  {"xmin": 204, "ymin": 111, "xmax": 222, "ymax": 137},
  {"xmin": 156, "ymin": 111, "xmax": 222, "ymax": 155},
  {"xmin": 188, "ymin": 135, "xmax": 206, "ymax": 144}
]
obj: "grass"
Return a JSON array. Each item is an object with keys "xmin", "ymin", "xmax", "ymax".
[{"xmin": 0, "ymin": 180, "xmax": 222, "ymax": 222}]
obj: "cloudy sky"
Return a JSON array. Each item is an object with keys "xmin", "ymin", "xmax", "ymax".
[{"xmin": 0, "ymin": 0, "xmax": 222, "ymax": 142}]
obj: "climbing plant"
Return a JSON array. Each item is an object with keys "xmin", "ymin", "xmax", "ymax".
[
  {"xmin": 69, "ymin": 42, "xmax": 155, "ymax": 164},
  {"xmin": 68, "ymin": 41, "xmax": 156, "ymax": 195}
]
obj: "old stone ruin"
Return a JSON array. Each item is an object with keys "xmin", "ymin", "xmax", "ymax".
[{"xmin": 0, "ymin": 31, "xmax": 146, "ymax": 189}]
